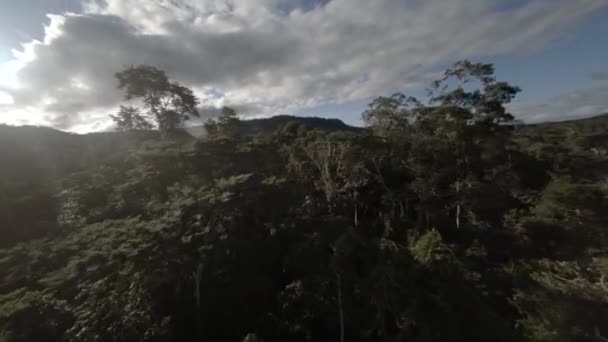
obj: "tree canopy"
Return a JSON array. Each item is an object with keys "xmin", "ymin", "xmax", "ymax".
[
  {"xmin": 1, "ymin": 61, "xmax": 607, "ymax": 342},
  {"xmin": 114, "ymin": 65, "xmax": 199, "ymax": 134}
]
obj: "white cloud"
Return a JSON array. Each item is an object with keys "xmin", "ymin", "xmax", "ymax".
[
  {"xmin": 0, "ymin": 91, "xmax": 14, "ymax": 105},
  {"xmin": 1, "ymin": 0, "xmax": 606, "ymax": 131}
]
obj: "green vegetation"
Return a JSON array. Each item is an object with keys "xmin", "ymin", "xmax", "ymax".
[
  {"xmin": 113, "ymin": 65, "xmax": 200, "ymax": 135},
  {"xmin": 1, "ymin": 61, "xmax": 607, "ymax": 342}
]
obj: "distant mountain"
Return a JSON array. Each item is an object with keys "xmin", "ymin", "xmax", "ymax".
[
  {"xmin": 518, "ymin": 113, "xmax": 608, "ymax": 135},
  {"xmin": 2, "ymin": 112, "xmax": 606, "ymax": 178},
  {"xmin": 186, "ymin": 115, "xmax": 361, "ymax": 138},
  {"xmin": 2, "ymin": 113, "xmax": 605, "ymax": 179},
  {"xmin": 523, "ymin": 113, "xmax": 608, "ymax": 127},
  {"xmin": 0, "ymin": 116, "xmax": 357, "ymax": 179}
]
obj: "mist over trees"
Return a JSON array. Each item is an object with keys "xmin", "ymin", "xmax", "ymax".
[{"xmin": 1, "ymin": 61, "xmax": 607, "ymax": 342}]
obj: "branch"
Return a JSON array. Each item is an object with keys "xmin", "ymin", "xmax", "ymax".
[{"xmin": 302, "ymin": 145, "xmax": 323, "ymax": 173}]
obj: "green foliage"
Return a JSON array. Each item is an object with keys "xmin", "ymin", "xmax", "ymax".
[
  {"xmin": 204, "ymin": 106, "xmax": 241, "ymax": 140},
  {"xmin": 110, "ymin": 106, "xmax": 153, "ymax": 131},
  {"xmin": 115, "ymin": 65, "xmax": 199, "ymax": 134},
  {"xmin": 1, "ymin": 61, "xmax": 607, "ymax": 341},
  {"xmin": 512, "ymin": 259, "xmax": 608, "ymax": 342},
  {"xmin": 409, "ymin": 229, "xmax": 453, "ymax": 265},
  {"xmin": 362, "ymin": 93, "xmax": 420, "ymax": 134}
]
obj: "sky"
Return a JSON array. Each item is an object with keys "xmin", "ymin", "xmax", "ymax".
[{"xmin": 0, "ymin": 0, "xmax": 607, "ymax": 133}]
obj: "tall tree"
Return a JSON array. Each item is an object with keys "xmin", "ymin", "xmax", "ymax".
[
  {"xmin": 362, "ymin": 93, "xmax": 420, "ymax": 135},
  {"xmin": 115, "ymin": 65, "xmax": 200, "ymax": 135},
  {"xmin": 204, "ymin": 106, "xmax": 240, "ymax": 139},
  {"xmin": 110, "ymin": 105, "xmax": 153, "ymax": 131}
]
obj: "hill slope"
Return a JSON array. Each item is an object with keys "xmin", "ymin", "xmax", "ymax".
[
  {"xmin": 186, "ymin": 115, "xmax": 361, "ymax": 137},
  {"xmin": 0, "ymin": 112, "xmax": 607, "ymax": 341}
]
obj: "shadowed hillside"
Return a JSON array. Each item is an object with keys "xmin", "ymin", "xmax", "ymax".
[
  {"xmin": 1, "ymin": 113, "xmax": 606, "ymax": 246},
  {"xmin": 186, "ymin": 115, "xmax": 361, "ymax": 138},
  {"xmin": 1, "ymin": 63, "xmax": 607, "ymax": 342}
]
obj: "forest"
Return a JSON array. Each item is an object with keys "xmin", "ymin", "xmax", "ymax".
[{"xmin": 0, "ymin": 61, "xmax": 607, "ymax": 342}]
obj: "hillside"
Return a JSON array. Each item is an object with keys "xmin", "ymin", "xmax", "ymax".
[
  {"xmin": 3, "ymin": 112, "xmax": 604, "ymax": 183},
  {"xmin": 515, "ymin": 113, "xmax": 608, "ymax": 179},
  {"xmin": 0, "ymin": 115, "xmax": 356, "ymax": 179},
  {"xmin": 0, "ymin": 67, "xmax": 607, "ymax": 342},
  {"xmin": 0, "ymin": 116, "xmax": 357, "ymax": 246},
  {"xmin": 186, "ymin": 115, "xmax": 361, "ymax": 138},
  {"xmin": 1, "ymin": 113, "xmax": 607, "ymax": 246}
]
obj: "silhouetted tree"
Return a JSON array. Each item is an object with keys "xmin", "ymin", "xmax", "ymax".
[
  {"xmin": 110, "ymin": 105, "xmax": 153, "ymax": 131},
  {"xmin": 115, "ymin": 65, "xmax": 199, "ymax": 135}
]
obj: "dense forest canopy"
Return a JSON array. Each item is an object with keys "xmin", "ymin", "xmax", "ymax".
[{"xmin": 1, "ymin": 61, "xmax": 607, "ymax": 342}]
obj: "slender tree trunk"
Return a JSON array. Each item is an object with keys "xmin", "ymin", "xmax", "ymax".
[
  {"xmin": 193, "ymin": 263, "xmax": 203, "ymax": 338},
  {"xmin": 353, "ymin": 191, "xmax": 358, "ymax": 228},
  {"xmin": 336, "ymin": 273, "xmax": 345, "ymax": 342},
  {"xmin": 194, "ymin": 264, "xmax": 203, "ymax": 313},
  {"xmin": 398, "ymin": 201, "xmax": 405, "ymax": 218},
  {"xmin": 455, "ymin": 179, "xmax": 461, "ymax": 229}
]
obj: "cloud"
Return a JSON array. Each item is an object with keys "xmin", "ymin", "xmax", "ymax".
[
  {"xmin": 510, "ymin": 86, "xmax": 608, "ymax": 122},
  {"xmin": 0, "ymin": 91, "xmax": 14, "ymax": 105},
  {"xmin": 1, "ymin": 0, "xmax": 607, "ymax": 131},
  {"xmin": 590, "ymin": 70, "xmax": 608, "ymax": 81}
]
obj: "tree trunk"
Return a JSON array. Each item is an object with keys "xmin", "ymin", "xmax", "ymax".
[
  {"xmin": 398, "ymin": 201, "xmax": 405, "ymax": 218},
  {"xmin": 193, "ymin": 263, "xmax": 204, "ymax": 337},
  {"xmin": 353, "ymin": 191, "xmax": 359, "ymax": 228},
  {"xmin": 337, "ymin": 273, "xmax": 345, "ymax": 342},
  {"xmin": 354, "ymin": 202, "xmax": 358, "ymax": 228},
  {"xmin": 194, "ymin": 263, "xmax": 203, "ymax": 312},
  {"xmin": 455, "ymin": 180, "xmax": 461, "ymax": 229}
]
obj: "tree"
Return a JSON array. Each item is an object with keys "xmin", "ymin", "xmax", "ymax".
[
  {"xmin": 110, "ymin": 105, "xmax": 153, "ymax": 131},
  {"xmin": 115, "ymin": 65, "xmax": 200, "ymax": 135},
  {"xmin": 362, "ymin": 60, "xmax": 522, "ymax": 232},
  {"xmin": 429, "ymin": 60, "xmax": 520, "ymax": 124},
  {"xmin": 362, "ymin": 93, "xmax": 420, "ymax": 135},
  {"xmin": 204, "ymin": 106, "xmax": 240, "ymax": 139}
]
